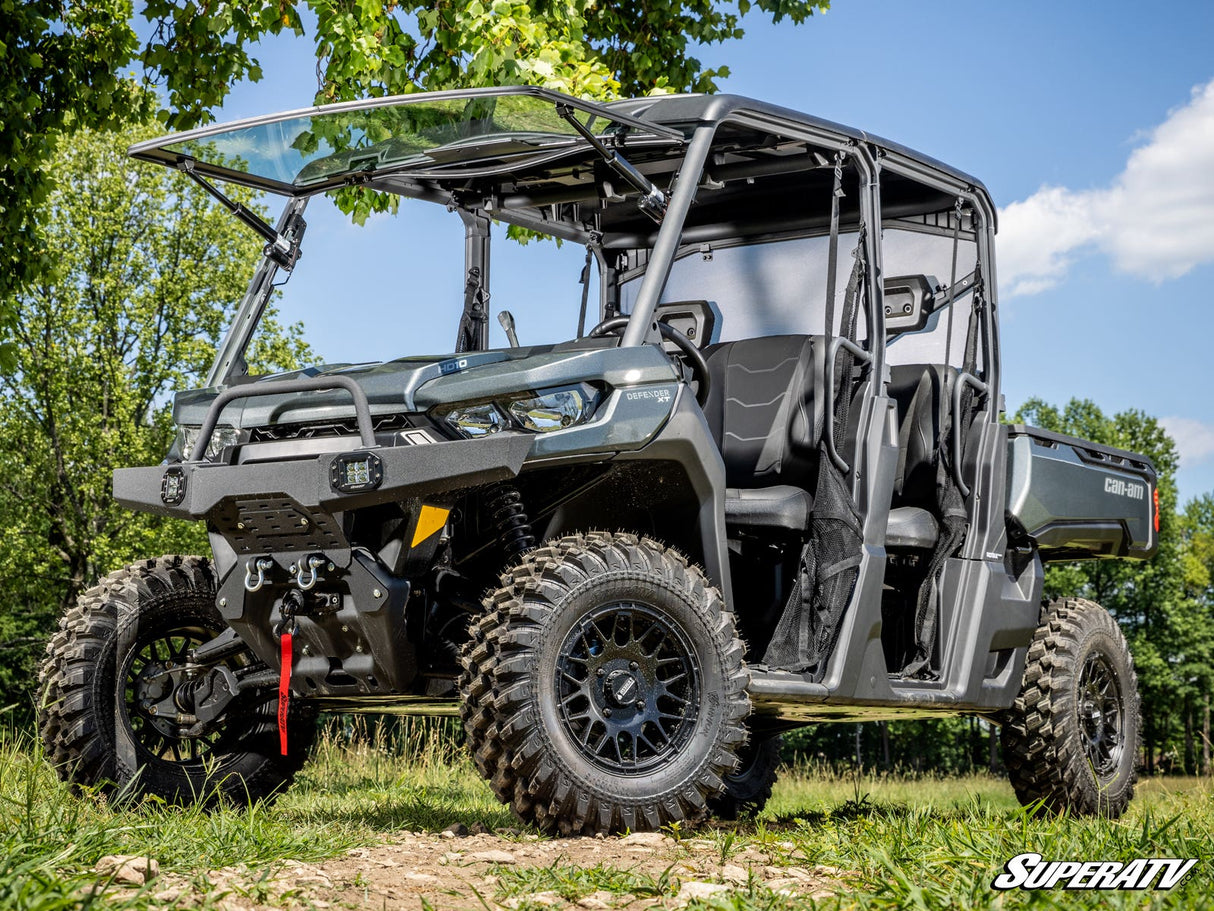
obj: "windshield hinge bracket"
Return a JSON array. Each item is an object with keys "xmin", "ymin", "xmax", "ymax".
[{"xmin": 176, "ymin": 158, "xmax": 305, "ymax": 269}]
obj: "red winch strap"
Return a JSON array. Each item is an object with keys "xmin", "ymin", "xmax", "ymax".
[{"xmin": 278, "ymin": 628, "xmax": 293, "ymax": 756}]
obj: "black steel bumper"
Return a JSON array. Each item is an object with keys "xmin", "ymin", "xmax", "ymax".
[{"xmin": 113, "ymin": 433, "xmax": 535, "ymax": 521}]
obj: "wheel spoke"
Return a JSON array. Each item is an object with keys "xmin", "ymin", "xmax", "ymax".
[{"xmin": 556, "ymin": 601, "xmax": 701, "ymax": 775}]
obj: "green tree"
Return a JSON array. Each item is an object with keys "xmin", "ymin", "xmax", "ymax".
[
  {"xmin": 140, "ymin": 0, "xmax": 832, "ymax": 130},
  {"xmin": 0, "ymin": 0, "xmax": 148, "ymax": 358},
  {"xmin": 1179, "ymin": 495, "xmax": 1214, "ymax": 774},
  {"xmin": 1013, "ymin": 398, "xmax": 1209, "ymax": 774},
  {"xmin": 0, "ymin": 125, "xmax": 313, "ymax": 714}
]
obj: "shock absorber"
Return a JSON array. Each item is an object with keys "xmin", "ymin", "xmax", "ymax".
[{"xmin": 487, "ymin": 483, "xmax": 535, "ymax": 562}]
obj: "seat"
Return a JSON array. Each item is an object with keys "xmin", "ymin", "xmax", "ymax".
[
  {"xmin": 724, "ymin": 485, "xmax": 812, "ymax": 530},
  {"xmin": 885, "ymin": 506, "xmax": 939, "ymax": 549},
  {"xmin": 703, "ymin": 335, "xmax": 821, "ymax": 530},
  {"xmin": 885, "ymin": 363, "xmax": 954, "ymax": 549}
]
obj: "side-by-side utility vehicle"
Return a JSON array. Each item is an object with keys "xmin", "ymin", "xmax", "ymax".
[{"xmin": 39, "ymin": 88, "xmax": 1158, "ymax": 832}]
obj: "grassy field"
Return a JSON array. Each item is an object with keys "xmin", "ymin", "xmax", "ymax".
[{"xmin": 2, "ymin": 718, "xmax": 1212, "ymax": 910}]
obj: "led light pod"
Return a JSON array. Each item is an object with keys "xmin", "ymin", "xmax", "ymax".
[{"xmin": 330, "ymin": 451, "xmax": 384, "ymax": 493}]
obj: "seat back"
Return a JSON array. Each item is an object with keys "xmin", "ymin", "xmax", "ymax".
[
  {"xmin": 703, "ymin": 335, "xmax": 820, "ymax": 489},
  {"xmin": 887, "ymin": 363, "xmax": 952, "ymax": 509}
]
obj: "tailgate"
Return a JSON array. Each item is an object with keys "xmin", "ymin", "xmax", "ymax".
[{"xmin": 1006, "ymin": 425, "xmax": 1158, "ymax": 561}]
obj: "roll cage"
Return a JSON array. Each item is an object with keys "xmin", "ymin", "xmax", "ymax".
[{"xmin": 131, "ymin": 87, "xmax": 1000, "ymax": 421}]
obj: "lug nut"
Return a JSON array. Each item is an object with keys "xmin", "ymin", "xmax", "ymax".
[
  {"xmin": 596, "ymin": 668, "xmax": 605, "ymax": 677},
  {"xmin": 629, "ymin": 661, "xmax": 638, "ymax": 670},
  {"xmin": 603, "ymin": 708, "xmax": 612, "ymax": 717},
  {"xmin": 636, "ymin": 700, "xmax": 645, "ymax": 710}
]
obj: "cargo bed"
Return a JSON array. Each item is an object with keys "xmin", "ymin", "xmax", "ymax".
[{"xmin": 1005, "ymin": 424, "xmax": 1158, "ymax": 562}]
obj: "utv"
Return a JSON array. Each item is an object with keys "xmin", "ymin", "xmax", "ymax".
[{"xmin": 39, "ymin": 87, "xmax": 1158, "ymax": 832}]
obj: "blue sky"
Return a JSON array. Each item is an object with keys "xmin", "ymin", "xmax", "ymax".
[{"xmin": 138, "ymin": 1, "xmax": 1214, "ymax": 503}]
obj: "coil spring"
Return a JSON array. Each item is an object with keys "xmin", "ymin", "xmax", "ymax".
[
  {"xmin": 173, "ymin": 675, "xmax": 206, "ymax": 712},
  {"xmin": 487, "ymin": 483, "xmax": 535, "ymax": 562}
]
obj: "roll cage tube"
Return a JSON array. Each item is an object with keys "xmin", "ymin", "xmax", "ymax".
[{"xmin": 621, "ymin": 124, "xmax": 716, "ymax": 348}]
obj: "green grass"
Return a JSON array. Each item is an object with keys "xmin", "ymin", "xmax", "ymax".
[{"xmin": 2, "ymin": 719, "xmax": 1212, "ymax": 910}]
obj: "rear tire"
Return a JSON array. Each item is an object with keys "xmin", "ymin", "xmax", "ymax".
[
  {"xmin": 999, "ymin": 597, "xmax": 1139, "ymax": 817},
  {"xmin": 461, "ymin": 532, "xmax": 750, "ymax": 835},
  {"xmin": 38, "ymin": 555, "xmax": 316, "ymax": 805},
  {"xmin": 708, "ymin": 731, "xmax": 781, "ymax": 819}
]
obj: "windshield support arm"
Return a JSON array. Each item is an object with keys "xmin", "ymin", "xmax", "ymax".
[
  {"xmin": 204, "ymin": 197, "xmax": 309, "ymax": 388},
  {"xmin": 176, "ymin": 158, "xmax": 304, "ymax": 269},
  {"xmin": 455, "ymin": 210, "xmax": 492, "ymax": 352},
  {"xmin": 555, "ymin": 104, "xmax": 667, "ymax": 223}
]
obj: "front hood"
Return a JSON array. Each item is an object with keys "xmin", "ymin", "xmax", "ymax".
[{"xmin": 173, "ymin": 343, "xmax": 680, "ymax": 432}]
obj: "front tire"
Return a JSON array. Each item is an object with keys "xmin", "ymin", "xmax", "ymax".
[
  {"xmin": 38, "ymin": 555, "xmax": 316, "ymax": 805},
  {"xmin": 1000, "ymin": 598, "xmax": 1140, "ymax": 817},
  {"xmin": 461, "ymin": 532, "xmax": 750, "ymax": 835}
]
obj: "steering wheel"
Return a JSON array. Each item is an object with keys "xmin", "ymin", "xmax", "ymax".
[{"xmin": 588, "ymin": 316, "xmax": 711, "ymax": 407}]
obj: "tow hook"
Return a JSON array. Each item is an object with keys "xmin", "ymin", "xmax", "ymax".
[
  {"xmin": 244, "ymin": 556, "xmax": 273, "ymax": 592},
  {"xmin": 294, "ymin": 554, "xmax": 326, "ymax": 591}
]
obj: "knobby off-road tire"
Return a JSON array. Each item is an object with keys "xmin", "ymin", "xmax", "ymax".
[
  {"xmin": 1000, "ymin": 597, "xmax": 1140, "ymax": 817},
  {"xmin": 708, "ymin": 732, "xmax": 782, "ymax": 820},
  {"xmin": 460, "ymin": 532, "xmax": 750, "ymax": 835},
  {"xmin": 38, "ymin": 555, "xmax": 316, "ymax": 806}
]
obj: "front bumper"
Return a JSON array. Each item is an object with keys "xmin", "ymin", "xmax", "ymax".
[{"xmin": 113, "ymin": 433, "xmax": 535, "ymax": 521}]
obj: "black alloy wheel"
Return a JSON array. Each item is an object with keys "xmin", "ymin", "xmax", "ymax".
[
  {"xmin": 1077, "ymin": 652, "xmax": 1125, "ymax": 782},
  {"xmin": 556, "ymin": 603, "xmax": 701, "ymax": 775}
]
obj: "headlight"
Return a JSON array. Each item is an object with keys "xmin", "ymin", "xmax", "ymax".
[
  {"xmin": 178, "ymin": 424, "xmax": 241, "ymax": 461},
  {"xmin": 508, "ymin": 386, "xmax": 598, "ymax": 432},
  {"xmin": 439, "ymin": 385, "xmax": 601, "ymax": 439},
  {"xmin": 443, "ymin": 403, "xmax": 508, "ymax": 438}
]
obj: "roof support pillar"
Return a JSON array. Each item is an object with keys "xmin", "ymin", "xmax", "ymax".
[{"xmin": 622, "ymin": 124, "xmax": 716, "ymax": 347}]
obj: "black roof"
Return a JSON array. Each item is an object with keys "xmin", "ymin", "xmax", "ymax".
[{"xmin": 606, "ymin": 92, "xmax": 994, "ymax": 212}]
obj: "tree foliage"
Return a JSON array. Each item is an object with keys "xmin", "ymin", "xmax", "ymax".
[
  {"xmin": 140, "ymin": 0, "xmax": 832, "ymax": 130},
  {"xmin": 0, "ymin": 125, "xmax": 312, "ymax": 713},
  {"xmin": 0, "ymin": 0, "xmax": 148, "ymax": 359}
]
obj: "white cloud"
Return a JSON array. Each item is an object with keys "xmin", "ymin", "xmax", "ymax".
[
  {"xmin": 1161, "ymin": 416, "xmax": 1214, "ymax": 468},
  {"xmin": 998, "ymin": 79, "xmax": 1214, "ymax": 297}
]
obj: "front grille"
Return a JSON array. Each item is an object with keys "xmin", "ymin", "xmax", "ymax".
[{"xmin": 248, "ymin": 413, "xmax": 413, "ymax": 443}]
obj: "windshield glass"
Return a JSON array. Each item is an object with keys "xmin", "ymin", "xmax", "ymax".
[{"xmin": 146, "ymin": 94, "xmax": 660, "ymax": 191}]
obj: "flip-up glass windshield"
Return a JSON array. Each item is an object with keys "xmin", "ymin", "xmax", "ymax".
[{"xmin": 140, "ymin": 93, "xmax": 674, "ymax": 192}]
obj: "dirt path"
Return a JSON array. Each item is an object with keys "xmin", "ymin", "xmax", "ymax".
[{"xmin": 121, "ymin": 829, "xmax": 844, "ymax": 910}]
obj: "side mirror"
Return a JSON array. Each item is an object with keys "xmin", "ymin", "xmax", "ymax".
[{"xmin": 883, "ymin": 275, "xmax": 940, "ymax": 335}]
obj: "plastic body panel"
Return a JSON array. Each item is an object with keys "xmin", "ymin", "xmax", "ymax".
[{"xmin": 1006, "ymin": 424, "xmax": 1157, "ymax": 561}]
